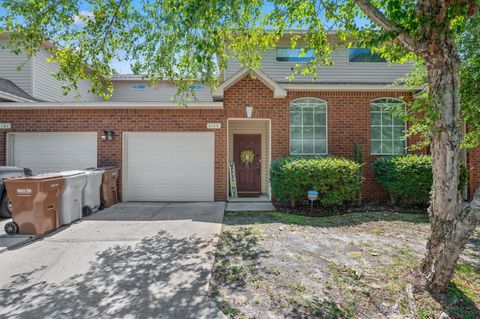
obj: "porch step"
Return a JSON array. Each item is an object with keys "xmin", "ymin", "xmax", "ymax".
[
  {"xmin": 226, "ymin": 201, "xmax": 276, "ymax": 212},
  {"xmin": 228, "ymin": 195, "xmax": 270, "ymax": 202}
]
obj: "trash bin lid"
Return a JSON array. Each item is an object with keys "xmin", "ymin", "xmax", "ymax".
[
  {"xmin": 21, "ymin": 174, "xmax": 64, "ymax": 180},
  {"xmin": 8, "ymin": 173, "xmax": 63, "ymax": 181},
  {"xmin": 0, "ymin": 166, "xmax": 28, "ymax": 181},
  {"xmin": 60, "ymin": 170, "xmax": 86, "ymax": 177},
  {"xmin": 82, "ymin": 169, "xmax": 104, "ymax": 175},
  {"xmin": 86, "ymin": 166, "xmax": 117, "ymax": 171}
]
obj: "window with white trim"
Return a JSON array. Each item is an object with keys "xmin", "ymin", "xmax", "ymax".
[
  {"xmin": 290, "ymin": 98, "xmax": 327, "ymax": 155},
  {"xmin": 371, "ymin": 98, "xmax": 407, "ymax": 155},
  {"xmin": 189, "ymin": 84, "xmax": 205, "ymax": 90},
  {"xmin": 276, "ymin": 47, "xmax": 315, "ymax": 63},
  {"xmin": 348, "ymin": 48, "xmax": 387, "ymax": 63},
  {"xmin": 128, "ymin": 84, "xmax": 146, "ymax": 90}
]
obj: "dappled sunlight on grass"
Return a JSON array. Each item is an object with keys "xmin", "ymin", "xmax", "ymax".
[{"xmin": 210, "ymin": 211, "xmax": 479, "ymax": 319}]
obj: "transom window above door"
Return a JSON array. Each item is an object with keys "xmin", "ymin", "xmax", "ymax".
[
  {"xmin": 290, "ymin": 98, "xmax": 328, "ymax": 155},
  {"xmin": 371, "ymin": 98, "xmax": 407, "ymax": 155}
]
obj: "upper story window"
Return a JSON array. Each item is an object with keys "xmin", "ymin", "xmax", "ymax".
[
  {"xmin": 348, "ymin": 48, "xmax": 387, "ymax": 63},
  {"xmin": 188, "ymin": 84, "xmax": 205, "ymax": 90},
  {"xmin": 290, "ymin": 98, "xmax": 328, "ymax": 155},
  {"xmin": 371, "ymin": 98, "xmax": 407, "ymax": 155},
  {"xmin": 276, "ymin": 47, "xmax": 315, "ymax": 63},
  {"xmin": 128, "ymin": 84, "xmax": 146, "ymax": 90}
]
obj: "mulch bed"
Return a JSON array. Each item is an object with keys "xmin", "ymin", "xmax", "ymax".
[{"xmin": 273, "ymin": 201, "xmax": 427, "ymax": 217}]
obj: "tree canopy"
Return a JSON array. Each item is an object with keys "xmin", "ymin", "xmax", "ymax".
[{"xmin": 1, "ymin": 0, "xmax": 421, "ymax": 98}]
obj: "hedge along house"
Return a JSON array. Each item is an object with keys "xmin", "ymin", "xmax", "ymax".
[{"xmin": 0, "ymin": 33, "xmax": 478, "ymax": 203}]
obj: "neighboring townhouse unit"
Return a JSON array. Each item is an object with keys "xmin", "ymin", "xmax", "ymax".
[
  {"xmin": 0, "ymin": 33, "xmax": 478, "ymax": 203},
  {"xmin": 0, "ymin": 36, "xmax": 100, "ymax": 103}
]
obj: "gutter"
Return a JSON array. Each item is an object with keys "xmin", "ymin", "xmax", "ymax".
[
  {"xmin": 0, "ymin": 101, "xmax": 224, "ymax": 109},
  {"xmin": 281, "ymin": 83, "xmax": 423, "ymax": 92}
]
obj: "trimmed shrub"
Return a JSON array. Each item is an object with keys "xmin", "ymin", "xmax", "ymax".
[
  {"xmin": 374, "ymin": 155, "xmax": 432, "ymax": 206},
  {"xmin": 270, "ymin": 156, "xmax": 363, "ymax": 207}
]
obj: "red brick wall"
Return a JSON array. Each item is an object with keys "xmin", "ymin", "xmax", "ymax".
[
  {"xmin": 0, "ymin": 74, "xmax": 415, "ymax": 202},
  {"xmin": 0, "ymin": 108, "xmax": 228, "ymax": 201},
  {"xmin": 224, "ymin": 75, "xmax": 413, "ymax": 201},
  {"xmin": 468, "ymin": 147, "xmax": 480, "ymax": 199}
]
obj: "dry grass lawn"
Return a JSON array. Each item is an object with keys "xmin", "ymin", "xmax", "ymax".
[{"xmin": 209, "ymin": 211, "xmax": 480, "ymax": 319}]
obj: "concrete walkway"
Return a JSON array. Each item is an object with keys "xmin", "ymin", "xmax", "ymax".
[{"xmin": 0, "ymin": 202, "xmax": 226, "ymax": 319}]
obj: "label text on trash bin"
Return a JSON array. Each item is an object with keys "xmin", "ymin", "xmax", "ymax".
[{"xmin": 16, "ymin": 188, "xmax": 32, "ymax": 195}]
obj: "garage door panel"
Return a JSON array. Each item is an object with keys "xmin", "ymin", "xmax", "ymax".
[
  {"xmin": 129, "ymin": 172, "xmax": 192, "ymax": 186},
  {"xmin": 125, "ymin": 132, "xmax": 214, "ymax": 202},
  {"xmin": 9, "ymin": 133, "xmax": 97, "ymax": 174}
]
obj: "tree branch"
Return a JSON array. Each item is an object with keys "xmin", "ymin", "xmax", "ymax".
[{"xmin": 354, "ymin": 0, "xmax": 420, "ymax": 54}]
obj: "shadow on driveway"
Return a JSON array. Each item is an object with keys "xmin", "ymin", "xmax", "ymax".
[
  {"xmin": 0, "ymin": 230, "xmax": 224, "ymax": 319},
  {"xmin": 0, "ymin": 202, "xmax": 226, "ymax": 319}
]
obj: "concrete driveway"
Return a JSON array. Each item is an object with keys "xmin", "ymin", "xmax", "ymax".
[{"xmin": 0, "ymin": 202, "xmax": 226, "ymax": 319}]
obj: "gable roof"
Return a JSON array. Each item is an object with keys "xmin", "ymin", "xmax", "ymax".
[
  {"xmin": 0, "ymin": 78, "xmax": 41, "ymax": 102},
  {"xmin": 212, "ymin": 68, "xmax": 287, "ymax": 100}
]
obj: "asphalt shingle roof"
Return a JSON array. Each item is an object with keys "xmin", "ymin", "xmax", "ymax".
[{"xmin": 0, "ymin": 78, "xmax": 42, "ymax": 102}]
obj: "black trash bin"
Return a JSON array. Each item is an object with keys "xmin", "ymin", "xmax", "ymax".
[{"xmin": 0, "ymin": 166, "xmax": 32, "ymax": 218}]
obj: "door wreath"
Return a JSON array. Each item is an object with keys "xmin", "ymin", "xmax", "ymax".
[{"xmin": 240, "ymin": 150, "xmax": 255, "ymax": 167}]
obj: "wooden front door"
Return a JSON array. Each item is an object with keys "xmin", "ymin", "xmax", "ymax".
[{"xmin": 233, "ymin": 134, "xmax": 261, "ymax": 196}]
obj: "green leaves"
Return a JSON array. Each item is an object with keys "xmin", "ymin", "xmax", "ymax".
[
  {"xmin": 374, "ymin": 155, "xmax": 433, "ymax": 206},
  {"xmin": 270, "ymin": 156, "xmax": 362, "ymax": 207},
  {"xmin": 1, "ymin": 0, "xmax": 476, "ymax": 105}
]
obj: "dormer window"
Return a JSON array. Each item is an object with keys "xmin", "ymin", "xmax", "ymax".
[
  {"xmin": 128, "ymin": 84, "xmax": 146, "ymax": 90},
  {"xmin": 276, "ymin": 47, "xmax": 314, "ymax": 63},
  {"xmin": 188, "ymin": 85, "xmax": 205, "ymax": 90},
  {"xmin": 348, "ymin": 48, "xmax": 387, "ymax": 63}
]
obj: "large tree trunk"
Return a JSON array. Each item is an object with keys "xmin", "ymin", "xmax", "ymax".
[
  {"xmin": 355, "ymin": 0, "xmax": 480, "ymax": 296},
  {"xmin": 421, "ymin": 40, "xmax": 480, "ymax": 293}
]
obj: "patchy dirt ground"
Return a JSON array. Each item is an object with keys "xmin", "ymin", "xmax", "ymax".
[{"xmin": 209, "ymin": 211, "xmax": 480, "ymax": 319}]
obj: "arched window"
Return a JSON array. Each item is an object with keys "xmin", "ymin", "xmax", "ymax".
[
  {"xmin": 371, "ymin": 98, "xmax": 407, "ymax": 155},
  {"xmin": 290, "ymin": 98, "xmax": 328, "ymax": 155}
]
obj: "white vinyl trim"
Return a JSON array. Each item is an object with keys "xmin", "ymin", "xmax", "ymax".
[
  {"xmin": 213, "ymin": 68, "xmax": 287, "ymax": 99},
  {"xmin": 226, "ymin": 118, "xmax": 272, "ymax": 200},
  {"xmin": 282, "ymin": 83, "xmax": 420, "ymax": 92},
  {"xmin": 0, "ymin": 101, "xmax": 224, "ymax": 109}
]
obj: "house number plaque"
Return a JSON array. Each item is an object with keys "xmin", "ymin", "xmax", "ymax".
[{"xmin": 207, "ymin": 123, "xmax": 221, "ymax": 129}]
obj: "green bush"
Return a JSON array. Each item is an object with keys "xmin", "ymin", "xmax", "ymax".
[
  {"xmin": 374, "ymin": 155, "xmax": 433, "ymax": 206},
  {"xmin": 270, "ymin": 156, "xmax": 363, "ymax": 207}
]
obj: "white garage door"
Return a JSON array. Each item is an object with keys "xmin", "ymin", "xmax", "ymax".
[
  {"xmin": 7, "ymin": 132, "xmax": 97, "ymax": 174},
  {"xmin": 124, "ymin": 132, "xmax": 215, "ymax": 201}
]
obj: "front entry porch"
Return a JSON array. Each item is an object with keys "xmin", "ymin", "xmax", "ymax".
[{"xmin": 227, "ymin": 118, "xmax": 271, "ymax": 201}]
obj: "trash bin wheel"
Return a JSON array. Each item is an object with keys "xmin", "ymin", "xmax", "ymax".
[
  {"xmin": 99, "ymin": 201, "xmax": 105, "ymax": 211},
  {"xmin": 4, "ymin": 221, "xmax": 19, "ymax": 235},
  {"xmin": 82, "ymin": 206, "xmax": 93, "ymax": 217}
]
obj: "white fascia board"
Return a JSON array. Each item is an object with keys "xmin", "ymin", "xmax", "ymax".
[
  {"xmin": 0, "ymin": 101, "xmax": 224, "ymax": 109},
  {"xmin": 282, "ymin": 83, "xmax": 422, "ymax": 92},
  {"xmin": 213, "ymin": 68, "xmax": 287, "ymax": 99}
]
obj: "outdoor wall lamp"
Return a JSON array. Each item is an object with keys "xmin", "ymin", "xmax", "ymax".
[
  {"xmin": 246, "ymin": 105, "xmax": 253, "ymax": 118},
  {"xmin": 101, "ymin": 130, "xmax": 115, "ymax": 141}
]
